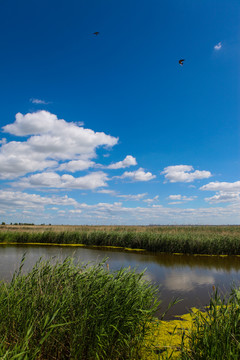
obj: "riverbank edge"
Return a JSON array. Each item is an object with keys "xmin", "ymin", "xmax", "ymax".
[{"xmin": 1, "ymin": 241, "xmax": 239, "ymax": 257}]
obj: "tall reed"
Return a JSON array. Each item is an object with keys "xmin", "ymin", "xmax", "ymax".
[
  {"xmin": 0, "ymin": 225, "xmax": 240, "ymax": 255},
  {"xmin": 180, "ymin": 288, "xmax": 240, "ymax": 359},
  {"xmin": 0, "ymin": 257, "xmax": 159, "ymax": 359}
]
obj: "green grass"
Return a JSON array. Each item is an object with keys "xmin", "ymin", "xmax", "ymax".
[
  {"xmin": 180, "ymin": 288, "xmax": 240, "ymax": 360},
  {"xmin": 0, "ymin": 257, "xmax": 159, "ymax": 359},
  {"xmin": 0, "ymin": 225, "xmax": 240, "ymax": 255}
]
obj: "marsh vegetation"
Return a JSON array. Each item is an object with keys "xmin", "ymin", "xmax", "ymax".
[
  {"xmin": 0, "ymin": 225, "xmax": 240, "ymax": 255},
  {"xmin": 0, "ymin": 258, "xmax": 159, "ymax": 359},
  {"xmin": 1, "ymin": 256, "xmax": 240, "ymax": 359}
]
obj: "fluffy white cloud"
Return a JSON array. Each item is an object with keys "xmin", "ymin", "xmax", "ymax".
[
  {"xmin": 161, "ymin": 165, "xmax": 212, "ymax": 183},
  {"xmin": 200, "ymin": 181, "xmax": 240, "ymax": 192},
  {"xmin": 201, "ymin": 182, "xmax": 240, "ymax": 204},
  {"xmin": 58, "ymin": 159, "xmax": 94, "ymax": 172},
  {"xmin": 3, "ymin": 111, "xmax": 60, "ymax": 136},
  {"xmin": 117, "ymin": 168, "xmax": 156, "ymax": 182},
  {"xmin": 107, "ymin": 155, "xmax": 137, "ymax": 169},
  {"xmin": 214, "ymin": 42, "xmax": 222, "ymax": 50},
  {"xmin": 0, "ymin": 111, "xmax": 118, "ymax": 179},
  {"xmin": 0, "ymin": 141, "xmax": 58, "ymax": 179},
  {"xmin": 0, "ymin": 190, "xmax": 77, "ymax": 210},
  {"xmin": 12, "ymin": 171, "xmax": 109, "ymax": 190}
]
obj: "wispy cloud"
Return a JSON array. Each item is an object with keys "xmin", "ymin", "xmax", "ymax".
[
  {"xmin": 1, "ymin": 189, "xmax": 240, "ymax": 225},
  {"xmin": 0, "ymin": 138, "xmax": 7, "ymax": 145},
  {"xmin": 118, "ymin": 193, "xmax": 147, "ymax": 201},
  {"xmin": 204, "ymin": 192, "xmax": 240, "ymax": 204},
  {"xmin": 168, "ymin": 194, "xmax": 197, "ymax": 204},
  {"xmin": 143, "ymin": 195, "xmax": 159, "ymax": 204},
  {"xmin": 214, "ymin": 42, "xmax": 222, "ymax": 50},
  {"xmin": 96, "ymin": 189, "xmax": 117, "ymax": 195},
  {"xmin": 30, "ymin": 98, "xmax": 49, "ymax": 104}
]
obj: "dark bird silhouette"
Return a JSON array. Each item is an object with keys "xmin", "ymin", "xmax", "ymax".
[
  {"xmin": 93, "ymin": 32, "xmax": 100, "ymax": 36},
  {"xmin": 179, "ymin": 59, "xmax": 185, "ymax": 66}
]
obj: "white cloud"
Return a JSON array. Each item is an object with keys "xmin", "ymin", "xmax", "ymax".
[
  {"xmin": 117, "ymin": 167, "xmax": 156, "ymax": 182},
  {"xmin": 3, "ymin": 111, "xmax": 59, "ymax": 135},
  {"xmin": 168, "ymin": 194, "xmax": 196, "ymax": 202},
  {"xmin": 58, "ymin": 159, "xmax": 94, "ymax": 172},
  {"xmin": 96, "ymin": 190, "xmax": 148, "ymax": 201},
  {"xmin": 30, "ymin": 98, "xmax": 49, "ymax": 104},
  {"xmin": 161, "ymin": 165, "xmax": 212, "ymax": 183},
  {"xmin": 107, "ymin": 155, "xmax": 137, "ymax": 169},
  {"xmin": 96, "ymin": 189, "xmax": 117, "ymax": 195},
  {"xmin": 0, "ymin": 138, "xmax": 6, "ymax": 145},
  {"xmin": 0, "ymin": 141, "xmax": 58, "ymax": 179},
  {"xmin": 12, "ymin": 171, "xmax": 109, "ymax": 190},
  {"xmin": 0, "ymin": 111, "xmax": 118, "ymax": 179},
  {"xmin": 214, "ymin": 42, "xmax": 222, "ymax": 50},
  {"xmin": 118, "ymin": 193, "xmax": 148, "ymax": 201},
  {"xmin": 201, "ymin": 182, "xmax": 240, "ymax": 204},
  {"xmin": 0, "ymin": 190, "xmax": 78, "ymax": 210},
  {"xmin": 168, "ymin": 195, "xmax": 181, "ymax": 201},
  {"xmin": 200, "ymin": 181, "xmax": 240, "ymax": 192},
  {"xmin": 143, "ymin": 195, "xmax": 159, "ymax": 204},
  {"xmin": 205, "ymin": 192, "xmax": 240, "ymax": 204},
  {"xmin": 1, "ymin": 190, "xmax": 240, "ymax": 224},
  {"xmin": 69, "ymin": 209, "xmax": 82, "ymax": 214}
]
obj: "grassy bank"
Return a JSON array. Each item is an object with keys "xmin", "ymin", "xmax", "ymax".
[
  {"xmin": 0, "ymin": 258, "xmax": 159, "ymax": 359},
  {"xmin": 0, "ymin": 225, "xmax": 240, "ymax": 255},
  {"xmin": 1, "ymin": 257, "xmax": 240, "ymax": 359},
  {"xmin": 142, "ymin": 287, "xmax": 240, "ymax": 360},
  {"xmin": 180, "ymin": 288, "xmax": 240, "ymax": 360}
]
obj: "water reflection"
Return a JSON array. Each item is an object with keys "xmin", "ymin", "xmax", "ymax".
[
  {"xmin": 0, "ymin": 244, "xmax": 240, "ymax": 319},
  {"xmin": 164, "ymin": 271, "xmax": 215, "ymax": 291}
]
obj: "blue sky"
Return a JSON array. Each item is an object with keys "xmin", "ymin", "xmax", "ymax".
[{"xmin": 0, "ymin": 0, "xmax": 239, "ymax": 225}]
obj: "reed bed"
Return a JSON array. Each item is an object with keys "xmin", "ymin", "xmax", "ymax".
[
  {"xmin": 0, "ymin": 257, "xmax": 159, "ymax": 359},
  {"xmin": 180, "ymin": 288, "xmax": 240, "ymax": 359},
  {"xmin": 0, "ymin": 225, "xmax": 240, "ymax": 255}
]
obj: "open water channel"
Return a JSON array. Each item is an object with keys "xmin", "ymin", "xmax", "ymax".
[{"xmin": 1, "ymin": 244, "xmax": 240, "ymax": 319}]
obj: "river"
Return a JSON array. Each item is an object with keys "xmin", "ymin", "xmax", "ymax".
[{"xmin": 1, "ymin": 244, "xmax": 240, "ymax": 319}]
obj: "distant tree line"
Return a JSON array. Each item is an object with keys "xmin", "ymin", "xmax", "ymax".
[{"xmin": 1, "ymin": 222, "xmax": 52, "ymax": 226}]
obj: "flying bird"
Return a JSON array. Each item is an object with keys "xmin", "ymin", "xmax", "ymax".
[
  {"xmin": 179, "ymin": 59, "xmax": 185, "ymax": 66},
  {"xmin": 93, "ymin": 32, "xmax": 100, "ymax": 36}
]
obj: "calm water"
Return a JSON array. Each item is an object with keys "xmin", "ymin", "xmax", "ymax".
[{"xmin": 1, "ymin": 244, "xmax": 240, "ymax": 319}]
